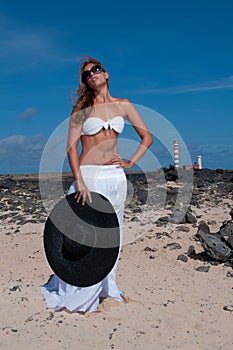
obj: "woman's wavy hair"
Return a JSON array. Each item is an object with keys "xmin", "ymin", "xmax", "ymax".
[{"xmin": 71, "ymin": 56, "xmax": 109, "ymax": 120}]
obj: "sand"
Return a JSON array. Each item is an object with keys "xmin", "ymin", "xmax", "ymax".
[{"xmin": 1, "ymin": 174, "xmax": 233, "ymax": 350}]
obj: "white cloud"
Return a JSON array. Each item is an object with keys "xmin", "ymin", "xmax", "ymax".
[
  {"xmin": 0, "ymin": 133, "xmax": 71, "ymax": 174},
  {"xmin": 0, "ymin": 134, "xmax": 48, "ymax": 173},
  {"xmin": 132, "ymin": 76, "xmax": 233, "ymax": 95},
  {"xmin": 0, "ymin": 134, "xmax": 46, "ymax": 154},
  {"xmin": 18, "ymin": 107, "xmax": 39, "ymax": 120}
]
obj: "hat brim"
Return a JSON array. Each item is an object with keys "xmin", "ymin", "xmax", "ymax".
[{"xmin": 44, "ymin": 192, "xmax": 120, "ymax": 287}]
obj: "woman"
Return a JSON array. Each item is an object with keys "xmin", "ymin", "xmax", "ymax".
[{"xmin": 41, "ymin": 56, "xmax": 153, "ymax": 313}]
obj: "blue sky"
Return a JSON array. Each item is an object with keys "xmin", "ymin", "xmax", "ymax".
[{"xmin": 0, "ymin": 0, "xmax": 232, "ymax": 174}]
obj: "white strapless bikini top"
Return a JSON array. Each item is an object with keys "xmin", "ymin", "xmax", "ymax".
[{"xmin": 81, "ymin": 116, "xmax": 125, "ymax": 136}]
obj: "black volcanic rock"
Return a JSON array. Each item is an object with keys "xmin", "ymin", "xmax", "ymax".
[
  {"xmin": 220, "ymin": 221, "xmax": 233, "ymax": 249},
  {"xmin": 125, "ymin": 172, "xmax": 149, "ymax": 205},
  {"xmin": 164, "ymin": 169, "xmax": 178, "ymax": 182},
  {"xmin": 198, "ymin": 221, "xmax": 210, "ymax": 234},
  {"xmin": 220, "ymin": 221, "xmax": 233, "ymax": 237},
  {"xmin": 185, "ymin": 210, "xmax": 197, "ymax": 224},
  {"xmin": 217, "ymin": 182, "xmax": 233, "ymax": 194},
  {"xmin": 169, "ymin": 207, "xmax": 196, "ymax": 225},
  {"xmin": 193, "ymin": 169, "xmax": 233, "ymax": 196},
  {"xmin": 197, "ymin": 222, "xmax": 232, "ymax": 262},
  {"xmin": 0, "ymin": 177, "xmax": 17, "ymax": 189},
  {"xmin": 230, "ymin": 209, "xmax": 233, "ymax": 220}
]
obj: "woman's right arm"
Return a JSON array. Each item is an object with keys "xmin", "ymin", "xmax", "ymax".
[{"xmin": 66, "ymin": 114, "xmax": 92, "ymax": 205}]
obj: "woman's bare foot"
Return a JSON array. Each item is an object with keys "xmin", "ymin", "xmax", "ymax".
[{"xmin": 121, "ymin": 294, "xmax": 129, "ymax": 303}]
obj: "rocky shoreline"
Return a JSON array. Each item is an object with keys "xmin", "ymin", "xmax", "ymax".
[{"xmin": 1, "ymin": 167, "xmax": 232, "ymax": 226}]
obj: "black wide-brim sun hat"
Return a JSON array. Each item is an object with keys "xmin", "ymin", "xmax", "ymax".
[{"xmin": 43, "ymin": 192, "xmax": 120, "ymax": 287}]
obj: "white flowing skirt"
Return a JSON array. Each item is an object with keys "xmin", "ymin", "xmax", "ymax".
[{"xmin": 41, "ymin": 165, "xmax": 127, "ymax": 312}]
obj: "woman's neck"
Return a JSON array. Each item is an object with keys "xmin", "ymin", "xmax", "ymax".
[{"xmin": 93, "ymin": 86, "xmax": 113, "ymax": 104}]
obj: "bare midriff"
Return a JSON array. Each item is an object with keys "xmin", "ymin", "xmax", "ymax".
[{"xmin": 79, "ymin": 128, "xmax": 119, "ymax": 165}]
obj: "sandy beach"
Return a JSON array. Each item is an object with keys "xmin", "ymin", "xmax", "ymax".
[{"xmin": 1, "ymin": 169, "xmax": 233, "ymax": 350}]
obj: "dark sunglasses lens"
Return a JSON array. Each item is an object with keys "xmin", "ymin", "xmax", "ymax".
[{"xmin": 93, "ymin": 65, "xmax": 102, "ymax": 74}]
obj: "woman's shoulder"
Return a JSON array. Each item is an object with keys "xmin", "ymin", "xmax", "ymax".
[{"xmin": 112, "ymin": 97, "xmax": 131, "ymax": 103}]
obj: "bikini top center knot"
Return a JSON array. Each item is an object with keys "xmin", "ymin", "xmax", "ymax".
[{"xmin": 81, "ymin": 116, "xmax": 125, "ymax": 136}]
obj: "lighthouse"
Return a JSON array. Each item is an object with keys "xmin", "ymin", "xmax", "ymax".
[
  {"xmin": 197, "ymin": 155, "xmax": 202, "ymax": 169},
  {"xmin": 173, "ymin": 139, "xmax": 179, "ymax": 169}
]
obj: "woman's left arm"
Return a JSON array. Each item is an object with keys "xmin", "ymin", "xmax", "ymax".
[{"xmin": 111, "ymin": 99, "xmax": 153, "ymax": 168}]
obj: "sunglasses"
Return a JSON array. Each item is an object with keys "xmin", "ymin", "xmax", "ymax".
[{"xmin": 82, "ymin": 64, "xmax": 103, "ymax": 83}]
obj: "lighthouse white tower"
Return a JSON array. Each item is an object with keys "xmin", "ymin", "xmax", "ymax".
[
  {"xmin": 197, "ymin": 155, "xmax": 202, "ymax": 169},
  {"xmin": 173, "ymin": 139, "xmax": 179, "ymax": 169}
]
